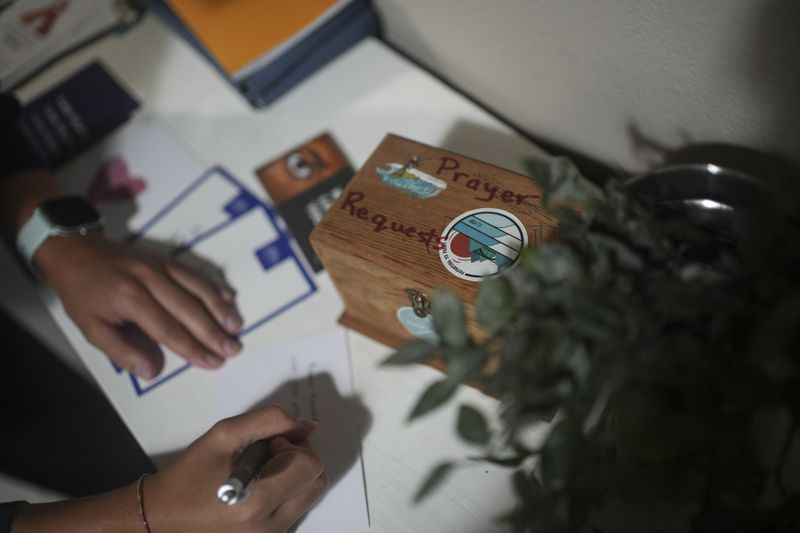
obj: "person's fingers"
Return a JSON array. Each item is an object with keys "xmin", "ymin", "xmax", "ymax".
[
  {"xmin": 267, "ymin": 471, "xmax": 329, "ymax": 532},
  {"xmin": 164, "ymin": 261, "xmax": 243, "ymax": 335},
  {"xmin": 246, "ymin": 436, "xmax": 325, "ymax": 515},
  {"xmin": 81, "ymin": 320, "xmax": 164, "ymax": 379},
  {"xmin": 114, "ymin": 278, "xmax": 225, "ymax": 369},
  {"xmin": 131, "ymin": 260, "xmax": 241, "ymax": 358},
  {"xmin": 210, "ymin": 405, "xmax": 317, "ymax": 450}
]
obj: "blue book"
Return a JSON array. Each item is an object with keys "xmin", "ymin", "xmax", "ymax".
[
  {"xmin": 146, "ymin": 1, "xmax": 379, "ymax": 108},
  {"xmin": 19, "ymin": 61, "xmax": 140, "ymax": 167},
  {"xmin": 237, "ymin": 0, "xmax": 378, "ymax": 106}
]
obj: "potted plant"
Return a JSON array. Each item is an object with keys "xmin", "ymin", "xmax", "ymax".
[{"xmin": 383, "ymin": 157, "xmax": 800, "ymax": 532}]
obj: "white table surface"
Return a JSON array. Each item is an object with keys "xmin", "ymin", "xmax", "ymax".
[{"xmin": 1, "ymin": 13, "xmax": 552, "ymax": 533}]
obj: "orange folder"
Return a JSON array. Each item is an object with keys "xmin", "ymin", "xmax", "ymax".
[{"xmin": 166, "ymin": 0, "xmax": 345, "ymax": 75}]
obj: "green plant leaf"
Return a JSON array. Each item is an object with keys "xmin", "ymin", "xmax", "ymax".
[
  {"xmin": 539, "ymin": 419, "xmax": 584, "ymax": 491},
  {"xmin": 414, "ymin": 461, "xmax": 455, "ymax": 502},
  {"xmin": 587, "ymin": 233, "xmax": 643, "ymax": 271},
  {"xmin": 470, "ymin": 454, "xmax": 527, "ymax": 467},
  {"xmin": 476, "ymin": 276, "xmax": 514, "ymax": 332},
  {"xmin": 408, "ymin": 379, "xmax": 459, "ymax": 420},
  {"xmin": 525, "ymin": 155, "xmax": 594, "ymax": 208},
  {"xmin": 456, "ymin": 404, "xmax": 490, "ymax": 445},
  {"xmin": 749, "ymin": 402, "xmax": 793, "ymax": 470},
  {"xmin": 528, "ymin": 243, "xmax": 583, "ymax": 284},
  {"xmin": 432, "ymin": 289, "xmax": 468, "ymax": 347},
  {"xmin": 385, "ymin": 156, "xmax": 800, "ymax": 527},
  {"xmin": 382, "ymin": 339, "xmax": 438, "ymax": 366},
  {"xmin": 512, "ymin": 469, "xmax": 543, "ymax": 500},
  {"xmin": 442, "ymin": 345, "xmax": 488, "ymax": 382}
]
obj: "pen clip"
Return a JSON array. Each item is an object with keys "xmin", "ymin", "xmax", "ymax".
[
  {"xmin": 217, "ymin": 469, "xmax": 263, "ymax": 505},
  {"xmin": 217, "ymin": 438, "xmax": 271, "ymax": 505},
  {"xmin": 217, "ymin": 478, "xmax": 243, "ymax": 505}
]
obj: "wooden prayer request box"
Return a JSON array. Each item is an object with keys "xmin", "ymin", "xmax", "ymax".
[{"xmin": 309, "ymin": 134, "xmax": 559, "ymax": 354}]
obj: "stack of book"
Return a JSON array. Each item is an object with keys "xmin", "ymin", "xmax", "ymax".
[{"xmin": 148, "ymin": 0, "xmax": 379, "ymax": 108}]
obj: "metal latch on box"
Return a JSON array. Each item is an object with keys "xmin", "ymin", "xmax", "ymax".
[{"xmin": 405, "ymin": 288, "xmax": 431, "ymax": 318}]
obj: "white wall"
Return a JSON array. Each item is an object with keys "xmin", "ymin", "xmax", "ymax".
[{"xmin": 372, "ymin": 0, "xmax": 800, "ymax": 174}]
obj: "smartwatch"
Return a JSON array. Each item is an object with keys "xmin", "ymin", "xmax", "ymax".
[{"xmin": 16, "ymin": 195, "xmax": 104, "ymax": 267}]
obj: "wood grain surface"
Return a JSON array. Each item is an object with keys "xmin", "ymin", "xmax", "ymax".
[{"xmin": 311, "ymin": 133, "xmax": 559, "ymax": 348}]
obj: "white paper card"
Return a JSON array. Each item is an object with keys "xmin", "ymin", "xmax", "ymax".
[
  {"xmin": 134, "ymin": 167, "xmax": 244, "ymax": 247},
  {"xmin": 124, "ymin": 179, "xmax": 320, "ymax": 396},
  {"xmin": 213, "ymin": 327, "xmax": 370, "ymax": 533}
]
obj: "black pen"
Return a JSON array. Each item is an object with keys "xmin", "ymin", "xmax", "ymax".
[{"xmin": 217, "ymin": 438, "xmax": 271, "ymax": 505}]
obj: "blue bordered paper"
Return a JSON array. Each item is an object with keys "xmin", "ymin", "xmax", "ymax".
[{"xmin": 113, "ymin": 166, "xmax": 316, "ymax": 396}]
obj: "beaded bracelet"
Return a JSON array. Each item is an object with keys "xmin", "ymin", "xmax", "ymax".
[{"xmin": 136, "ymin": 473, "xmax": 152, "ymax": 533}]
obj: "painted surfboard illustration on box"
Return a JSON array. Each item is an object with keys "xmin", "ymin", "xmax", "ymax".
[
  {"xmin": 376, "ymin": 163, "xmax": 447, "ymax": 199},
  {"xmin": 440, "ymin": 208, "xmax": 528, "ymax": 281}
]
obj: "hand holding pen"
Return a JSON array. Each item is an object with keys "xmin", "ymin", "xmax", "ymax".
[
  {"xmin": 218, "ymin": 438, "xmax": 273, "ymax": 504},
  {"xmin": 138, "ymin": 406, "xmax": 327, "ymax": 533}
]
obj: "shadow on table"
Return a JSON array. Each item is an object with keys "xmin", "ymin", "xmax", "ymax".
[
  {"xmin": 247, "ymin": 372, "xmax": 372, "ymax": 532},
  {"xmin": 148, "ymin": 373, "xmax": 372, "ymax": 530}
]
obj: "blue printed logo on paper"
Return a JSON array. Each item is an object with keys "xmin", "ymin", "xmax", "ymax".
[
  {"xmin": 376, "ymin": 163, "xmax": 447, "ymax": 199},
  {"xmin": 439, "ymin": 208, "xmax": 528, "ymax": 281},
  {"xmin": 256, "ymin": 238, "xmax": 293, "ymax": 269},
  {"xmin": 224, "ymin": 190, "xmax": 259, "ymax": 217}
]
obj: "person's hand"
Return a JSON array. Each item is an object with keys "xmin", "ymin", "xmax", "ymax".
[
  {"xmin": 34, "ymin": 232, "xmax": 243, "ymax": 379},
  {"xmin": 146, "ymin": 405, "xmax": 328, "ymax": 533},
  {"xmin": 10, "ymin": 406, "xmax": 328, "ymax": 533}
]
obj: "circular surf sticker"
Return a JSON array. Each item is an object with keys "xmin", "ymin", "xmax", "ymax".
[{"xmin": 439, "ymin": 208, "xmax": 528, "ymax": 281}]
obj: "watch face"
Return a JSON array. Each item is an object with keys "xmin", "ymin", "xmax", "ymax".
[{"xmin": 41, "ymin": 196, "xmax": 102, "ymax": 228}]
